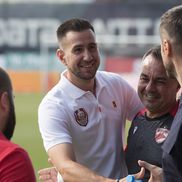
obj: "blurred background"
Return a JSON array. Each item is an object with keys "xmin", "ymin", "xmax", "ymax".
[{"xmin": 0, "ymin": 0, "xmax": 181, "ymax": 181}]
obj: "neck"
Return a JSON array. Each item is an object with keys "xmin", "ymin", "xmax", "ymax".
[
  {"xmin": 146, "ymin": 101, "xmax": 177, "ymax": 119},
  {"xmin": 64, "ymin": 71, "xmax": 96, "ymax": 94},
  {"xmin": 146, "ymin": 111, "xmax": 166, "ymax": 119}
]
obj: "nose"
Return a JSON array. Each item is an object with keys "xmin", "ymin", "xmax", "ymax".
[
  {"xmin": 145, "ymin": 81, "xmax": 155, "ymax": 92},
  {"xmin": 83, "ymin": 49, "xmax": 93, "ymax": 61}
]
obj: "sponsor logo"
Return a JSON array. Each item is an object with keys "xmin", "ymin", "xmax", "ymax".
[
  {"xmin": 133, "ymin": 126, "xmax": 138, "ymax": 134},
  {"xmin": 74, "ymin": 108, "xmax": 88, "ymax": 126}
]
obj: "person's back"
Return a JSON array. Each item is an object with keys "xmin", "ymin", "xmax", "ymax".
[{"xmin": 0, "ymin": 132, "xmax": 36, "ymax": 182}]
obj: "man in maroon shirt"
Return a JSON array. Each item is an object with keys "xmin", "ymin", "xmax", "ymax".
[{"xmin": 0, "ymin": 67, "xmax": 36, "ymax": 182}]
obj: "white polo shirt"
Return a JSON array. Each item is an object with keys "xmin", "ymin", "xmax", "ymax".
[{"xmin": 38, "ymin": 70, "xmax": 143, "ymax": 179}]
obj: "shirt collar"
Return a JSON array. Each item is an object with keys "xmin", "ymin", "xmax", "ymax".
[
  {"xmin": 0, "ymin": 132, "xmax": 8, "ymax": 140},
  {"xmin": 59, "ymin": 70, "xmax": 106, "ymax": 99}
]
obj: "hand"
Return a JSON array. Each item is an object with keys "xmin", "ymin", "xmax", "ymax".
[
  {"xmin": 38, "ymin": 167, "xmax": 58, "ymax": 182},
  {"xmin": 138, "ymin": 160, "xmax": 163, "ymax": 182},
  {"xmin": 119, "ymin": 167, "xmax": 145, "ymax": 182},
  {"xmin": 133, "ymin": 166, "xmax": 145, "ymax": 180}
]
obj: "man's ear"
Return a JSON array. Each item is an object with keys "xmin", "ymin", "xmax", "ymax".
[
  {"xmin": 56, "ymin": 49, "xmax": 67, "ymax": 65},
  {"xmin": 162, "ymin": 39, "xmax": 172, "ymax": 57},
  {"xmin": 0, "ymin": 92, "xmax": 9, "ymax": 112}
]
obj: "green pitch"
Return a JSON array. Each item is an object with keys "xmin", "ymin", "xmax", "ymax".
[
  {"xmin": 12, "ymin": 92, "xmax": 131, "ymax": 181},
  {"xmin": 12, "ymin": 93, "xmax": 49, "ymax": 181}
]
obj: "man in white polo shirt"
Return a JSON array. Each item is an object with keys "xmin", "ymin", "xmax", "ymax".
[{"xmin": 38, "ymin": 18, "xmax": 143, "ymax": 182}]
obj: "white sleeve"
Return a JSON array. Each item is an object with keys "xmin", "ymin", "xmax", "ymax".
[{"xmin": 38, "ymin": 98, "xmax": 72, "ymax": 152}]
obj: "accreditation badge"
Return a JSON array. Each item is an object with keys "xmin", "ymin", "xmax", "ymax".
[{"xmin": 74, "ymin": 108, "xmax": 88, "ymax": 126}]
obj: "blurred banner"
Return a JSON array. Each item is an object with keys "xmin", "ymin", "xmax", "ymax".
[
  {"xmin": 0, "ymin": 2, "xmax": 180, "ymax": 52},
  {"xmin": 0, "ymin": 1, "xmax": 180, "ymax": 92}
]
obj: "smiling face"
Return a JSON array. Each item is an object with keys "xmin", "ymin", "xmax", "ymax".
[
  {"xmin": 57, "ymin": 29, "xmax": 100, "ymax": 85},
  {"xmin": 137, "ymin": 54, "xmax": 179, "ymax": 118}
]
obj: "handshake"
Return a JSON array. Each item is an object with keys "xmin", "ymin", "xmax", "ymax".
[
  {"xmin": 124, "ymin": 160, "xmax": 163, "ymax": 182},
  {"xmin": 38, "ymin": 160, "xmax": 162, "ymax": 182}
]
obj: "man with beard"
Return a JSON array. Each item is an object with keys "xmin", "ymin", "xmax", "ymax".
[
  {"xmin": 38, "ymin": 18, "xmax": 144, "ymax": 182},
  {"xmin": 0, "ymin": 67, "xmax": 36, "ymax": 181}
]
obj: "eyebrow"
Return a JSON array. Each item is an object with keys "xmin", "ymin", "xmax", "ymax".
[
  {"xmin": 140, "ymin": 73, "xmax": 167, "ymax": 80},
  {"xmin": 73, "ymin": 42, "xmax": 97, "ymax": 47},
  {"xmin": 140, "ymin": 73, "xmax": 147, "ymax": 77},
  {"xmin": 156, "ymin": 77, "xmax": 167, "ymax": 82}
]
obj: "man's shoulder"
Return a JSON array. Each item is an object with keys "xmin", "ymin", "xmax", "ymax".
[
  {"xmin": 0, "ymin": 137, "xmax": 36, "ymax": 181},
  {"xmin": 134, "ymin": 109, "xmax": 146, "ymax": 119},
  {"xmin": 97, "ymin": 70, "xmax": 121, "ymax": 78},
  {"xmin": 0, "ymin": 133, "xmax": 19, "ymax": 149},
  {"xmin": 39, "ymin": 81, "xmax": 63, "ymax": 105},
  {"xmin": 96, "ymin": 71, "xmax": 127, "ymax": 84},
  {"xmin": 0, "ymin": 137, "xmax": 28, "ymax": 160}
]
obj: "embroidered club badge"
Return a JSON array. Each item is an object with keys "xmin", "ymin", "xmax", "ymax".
[
  {"xmin": 74, "ymin": 108, "xmax": 88, "ymax": 126},
  {"xmin": 155, "ymin": 128, "xmax": 170, "ymax": 144}
]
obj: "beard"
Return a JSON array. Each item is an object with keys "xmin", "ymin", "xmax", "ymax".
[
  {"xmin": 3, "ymin": 93, "xmax": 16, "ymax": 140},
  {"xmin": 68, "ymin": 63, "xmax": 99, "ymax": 81}
]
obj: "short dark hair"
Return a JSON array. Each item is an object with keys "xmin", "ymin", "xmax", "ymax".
[
  {"xmin": 160, "ymin": 5, "xmax": 182, "ymax": 46},
  {"xmin": 142, "ymin": 45, "xmax": 162, "ymax": 62},
  {"xmin": 0, "ymin": 67, "xmax": 15, "ymax": 140},
  {"xmin": 57, "ymin": 18, "xmax": 95, "ymax": 40},
  {"xmin": 0, "ymin": 67, "xmax": 12, "ymax": 94}
]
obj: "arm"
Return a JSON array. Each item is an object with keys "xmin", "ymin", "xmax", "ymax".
[
  {"xmin": 48, "ymin": 143, "xmax": 116, "ymax": 182},
  {"xmin": 38, "ymin": 162, "xmax": 145, "ymax": 182}
]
